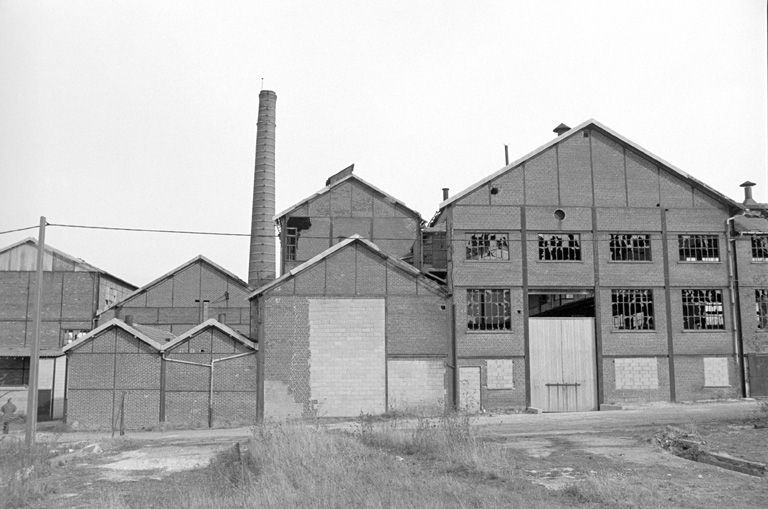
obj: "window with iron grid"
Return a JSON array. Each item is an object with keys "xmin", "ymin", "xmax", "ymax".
[
  {"xmin": 467, "ymin": 289, "xmax": 511, "ymax": 331},
  {"xmin": 682, "ymin": 289, "xmax": 724, "ymax": 330},
  {"xmin": 752, "ymin": 235, "xmax": 768, "ymax": 261},
  {"xmin": 610, "ymin": 234, "xmax": 651, "ymax": 261},
  {"xmin": 757, "ymin": 289, "xmax": 768, "ymax": 330},
  {"xmin": 538, "ymin": 233, "xmax": 581, "ymax": 261},
  {"xmin": 466, "ymin": 233, "xmax": 509, "ymax": 261},
  {"xmin": 611, "ymin": 289, "xmax": 655, "ymax": 330},
  {"xmin": 678, "ymin": 234, "xmax": 720, "ymax": 262},
  {"xmin": 285, "ymin": 227, "xmax": 298, "ymax": 261}
]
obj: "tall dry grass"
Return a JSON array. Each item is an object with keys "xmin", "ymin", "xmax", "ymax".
[{"xmin": 0, "ymin": 438, "xmax": 54, "ymax": 509}]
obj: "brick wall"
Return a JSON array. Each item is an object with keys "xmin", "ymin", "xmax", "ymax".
[
  {"xmin": 674, "ymin": 355, "xmax": 740, "ymax": 401},
  {"xmin": 602, "ymin": 357, "xmax": 670, "ymax": 403}
]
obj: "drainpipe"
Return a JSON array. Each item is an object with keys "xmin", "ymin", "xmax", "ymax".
[{"xmin": 726, "ymin": 215, "xmax": 748, "ymax": 397}]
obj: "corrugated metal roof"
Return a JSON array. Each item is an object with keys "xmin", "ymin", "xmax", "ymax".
[{"xmin": 0, "ymin": 238, "xmax": 136, "ymax": 289}]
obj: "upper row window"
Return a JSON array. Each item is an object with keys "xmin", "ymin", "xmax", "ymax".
[
  {"xmin": 538, "ymin": 234, "xmax": 581, "ymax": 261},
  {"xmin": 466, "ymin": 233, "xmax": 509, "ymax": 261},
  {"xmin": 610, "ymin": 234, "xmax": 651, "ymax": 261},
  {"xmin": 679, "ymin": 234, "xmax": 719, "ymax": 262},
  {"xmin": 753, "ymin": 235, "xmax": 768, "ymax": 261}
]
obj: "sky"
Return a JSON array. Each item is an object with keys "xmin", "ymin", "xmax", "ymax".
[{"xmin": 1, "ymin": 0, "xmax": 766, "ymax": 287}]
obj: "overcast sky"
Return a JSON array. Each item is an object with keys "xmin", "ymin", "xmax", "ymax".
[{"xmin": 1, "ymin": 0, "xmax": 766, "ymax": 287}]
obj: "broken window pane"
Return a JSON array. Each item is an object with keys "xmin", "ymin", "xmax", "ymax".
[
  {"xmin": 609, "ymin": 234, "xmax": 651, "ymax": 261},
  {"xmin": 611, "ymin": 289, "xmax": 654, "ymax": 330},
  {"xmin": 678, "ymin": 235, "xmax": 720, "ymax": 262},
  {"xmin": 466, "ymin": 233, "xmax": 509, "ymax": 261},
  {"xmin": 682, "ymin": 289, "xmax": 724, "ymax": 330},
  {"xmin": 537, "ymin": 234, "xmax": 581, "ymax": 261},
  {"xmin": 467, "ymin": 289, "xmax": 511, "ymax": 331}
]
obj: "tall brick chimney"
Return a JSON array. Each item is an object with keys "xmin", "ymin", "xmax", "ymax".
[{"xmin": 248, "ymin": 90, "xmax": 277, "ymax": 288}]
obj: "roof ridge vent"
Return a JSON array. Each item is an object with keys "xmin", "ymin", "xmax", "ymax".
[
  {"xmin": 326, "ymin": 164, "xmax": 355, "ymax": 186},
  {"xmin": 553, "ymin": 123, "xmax": 571, "ymax": 136}
]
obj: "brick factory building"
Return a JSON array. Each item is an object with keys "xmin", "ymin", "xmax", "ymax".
[
  {"xmin": 0, "ymin": 239, "xmax": 135, "ymax": 421},
  {"xmin": 250, "ymin": 235, "xmax": 450, "ymax": 419},
  {"xmin": 251, "ymin": 116, "xmax": 768, "ymax": 417},
  {"xmin": 430, "ymin": 119, "xmax": 768, "ymax": 411},
  {"xmin": 63, "ymin": 318, "xmax": 256, "ymax": 430}
]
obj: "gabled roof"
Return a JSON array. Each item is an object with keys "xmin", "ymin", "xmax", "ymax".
[
  {"xmin": 274, "ymin": 168, "xmax": 422, "ymax": 221},
  {"xmin": 438, "ymin": 119, "xmax": 744, "ymax": 212},
  {"xmin": 733, "ymin": 213, "xmax": 768, "ymax": 234},
  {"xmin": 248, "ymin": 234, "xmax": 448, "ymax": 299},
  {"xmin": 100, "ymin": 255, "xmax": 251, "ymax": 315},
  {"xmin": 62, "ymin": 318, "xmax": 166, "ymax": 353},
  {"xmin": 163, "ymin": 318, "xmax": 256, "ymax": 352},
  {"xmin": 0, "ymin": 238, "xmax": 135, "ymax": 289}
]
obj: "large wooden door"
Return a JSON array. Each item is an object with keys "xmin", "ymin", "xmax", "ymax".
[{"xmin": 529, "ymin": 318, "xmax": 596, "ymax": 412}]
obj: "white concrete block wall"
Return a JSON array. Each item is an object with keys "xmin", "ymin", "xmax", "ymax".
[
  {"xmin": 703, "ymin": 357, "xmax": 729, "ymax": 387},
  {"xmin": 614, "ymin": 357, "xmax": 659, "ymax": 390},
  {"xmin": 486, "ymin": 359, "xmax": 514, "ymax": 389},
  {"xmin": 387, "ymin": 359, "xmax": 445, "ymax": 412},
  {"xmin": 309, "ymin": 298, "xmax": 385, "ymax": 416}
]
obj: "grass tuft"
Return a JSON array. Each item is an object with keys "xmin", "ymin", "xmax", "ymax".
[{"xmin": 0, "ymin": 438, "xmax": 55, "ymax": 509}]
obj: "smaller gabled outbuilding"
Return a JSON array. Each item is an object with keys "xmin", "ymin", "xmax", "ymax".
[
  {"xmin": 249, "ymin": 235, "xmax": 451, "ymax": 419},
  {"xmin": 63, "ymin": 318, "xmax": 257, "ymax": 430}
]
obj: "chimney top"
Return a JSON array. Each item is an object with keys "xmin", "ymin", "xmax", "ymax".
[
  {"xmin": 553, "ymin": 123, "xmax": 570, "ymax": 136},
  {"xmin": 442, "ymin": 188, "xmax": 449, "ymax": 201},
  {"xmin": 740, "ymin": 181, "xmax": 758, "ymax": 207}
]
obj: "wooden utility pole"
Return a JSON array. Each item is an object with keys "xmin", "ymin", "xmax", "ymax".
[{"xmin": 25, "ymin": 216, "xmax": 46, "ymax": 447}]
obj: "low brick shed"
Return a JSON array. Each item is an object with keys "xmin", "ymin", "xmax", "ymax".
[{"xmin": 64, "ymin": 319, "xmax": 257, "ymax": 430}]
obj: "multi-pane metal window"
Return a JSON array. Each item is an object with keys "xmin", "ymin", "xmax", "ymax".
[
  {"xmin": 611, "ymin": 290, "xmax": 654, "ymax": 330},
  {"xmin": 757, "ymin": 289, "xmax": 768, "ymax": 329},
  {"xmin": 285, "ymin": 227, "xmax": 298, "ymax": 261},
  {"xmin": 467, "ymin": 289, "xmax": 511, "ymax": 331},
  {"xmin": 682, "ymin": 289, "xmax": 724, "ymax": 330},
  {"xmin": 538, "ymin": 233, "xmax": 581, "ymax": 261},
  {"xmin": 678, "ymin": 234, "xmax": 720, "ymax": 262},
  {"xmin": 752, "ymin": 235, "xmax": 768, "ymax": 261},
  {"xmin": 466, "ymin": 233, "xmax": 510, "ymax": 261},
  {"xmin": 610, "ymin": 234, "xmax": 651, "ymax": 261}
]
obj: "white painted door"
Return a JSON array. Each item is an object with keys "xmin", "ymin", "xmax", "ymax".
[
  {"xmin": 458, "ymin": 367, "xmax": 481, "ymax": 413},
  {"xmin": 529, "ymin": 318, "xmax": 596, "ymax": 412}
]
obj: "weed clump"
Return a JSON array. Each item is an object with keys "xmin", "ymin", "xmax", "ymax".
[{"xmin": 0, "ymin": 438, "xmax": 55, "ymax": 509}]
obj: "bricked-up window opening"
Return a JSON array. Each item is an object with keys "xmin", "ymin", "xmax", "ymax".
[
  {"xmin": 538, "ymin": 234, "xmax": 581, "ymax": 261},
  {"xmin": 610, "ymin": 234, "xmax": 651, "ymax": 261},
  {"xmin": 682, "ymin": 289, "xmax": 724, "ymax": 330},
  {"xmin": 466, "ymin": 233, "xmax": 509, "ymax": 261},
  {"xmin": 467, "ymin": 289, "xmax": 511, "ymax": 331},
  {"xmin": 752, "ymin": 235, "xmax": 768, "ymax": 261},
  {"xmin": 611, "ymin": 289, "xmax": 654, "ymax": 330},
  {"xmin": 0, "ymin": 357, "xmax": 30, "ymax": 386},
  {"xmin": 286, "ymin": 227, "xmax": 298, "ymax": 261},
  {"xmin": 757, "ymin": 289, "xmax": 768, "ymax": 329},
  {"xmin": 678, "ymin": 234, "xmax": 720, "ymax": 262}
]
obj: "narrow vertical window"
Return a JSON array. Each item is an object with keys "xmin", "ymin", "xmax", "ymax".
[
  {"xmin": 286, "ymin": 227, "xmax": 298, "ymax": 261},
  {"xmin": 682, "ymin": 289, "xmax": 724, "ymax": 330},
  {"xmin": 611, "ymin": 289, "xmax": 654, "ymax": 330},
  {"xmin": 757, "ymin": 289, "xmax": 768, "ymax": 330},
  {"xmin": 467, "ymin": 289, "xmax": 511, "ymax": 331}
]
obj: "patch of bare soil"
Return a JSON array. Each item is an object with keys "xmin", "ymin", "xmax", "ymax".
[{"xmin": 695, "ymin": 425, "xmax": 768, "ymax": 465}]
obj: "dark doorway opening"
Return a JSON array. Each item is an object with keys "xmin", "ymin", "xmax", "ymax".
[{"xmin": 528, "ymin": 290, "xmax": 595, "ymax": 317}]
